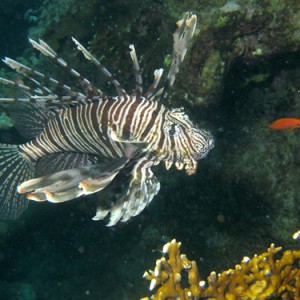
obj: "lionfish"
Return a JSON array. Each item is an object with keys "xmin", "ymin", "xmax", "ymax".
[{"xmin": 0, "ymin": 13, "xmax": 214, "ymax": 226}]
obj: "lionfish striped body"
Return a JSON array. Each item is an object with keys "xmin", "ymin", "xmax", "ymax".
[{"xmin": 0, "ymin": 13, "xmax": 214, "ymax": 225}]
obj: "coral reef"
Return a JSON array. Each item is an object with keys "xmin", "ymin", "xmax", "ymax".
[
  {"xmin": 141, "ymin": 239, "xmax": 300, "ymax": 300},
  {"xmin": 177, "ymin": 0, "xmax": 300, "ymax": 106}
]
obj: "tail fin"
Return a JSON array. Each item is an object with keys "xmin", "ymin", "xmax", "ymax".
[{"xmin": 0, "ymin": 144, "xmax": 34, "ymax": 220}]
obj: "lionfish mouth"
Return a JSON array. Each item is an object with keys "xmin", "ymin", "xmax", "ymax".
[
  {"xmin": 193, "ymin": 151, "xmax": 209, "ymax": 161},
  {"xmin": 193, "ymin": 137, "xmax": 215, "ymax": 161}
]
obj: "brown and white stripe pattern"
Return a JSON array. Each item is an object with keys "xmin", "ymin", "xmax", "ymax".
[
  {"xmin": 17, "ymin": 93, "xmax": 212, "ymax": 176},
  {"xmin": 15, "ymin": 97, "xmax": 154, "ymax": 160}
]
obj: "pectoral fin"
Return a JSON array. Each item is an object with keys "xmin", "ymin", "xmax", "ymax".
[
  {"xmin": 19, "ymin": 156, "xmax": 128, "ymax": 203},
  {"xmin": 93, "ymin": 157, "xmax": 160, "ymax": 226},
  {"xmin": 79, "ymin": 174, "xmax": 119, "ymax": 194}
]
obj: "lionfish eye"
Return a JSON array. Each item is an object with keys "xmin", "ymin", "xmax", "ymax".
[{"xmin": 169, "ymin": 124, "xmax": 176, "ymax": 136}]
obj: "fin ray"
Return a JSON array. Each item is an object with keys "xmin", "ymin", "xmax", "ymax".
[
  {"xmin": 72, "ymin": 37, "xmax": 128, "ymax": 98},
  {"xmin": 2, "ymin": 57, "xmax": 87, "ymax": 100},
  {"xmin": 0, "ymin": 144, "xmax": 34, "ymax": 220},
  {"xmin": 167, "ymin": 12, "xmax": 197, "ymax": 87},
  {"xmin": 129, "ymin": 44, "xmax": 143, "ymax": 99},
  {"xmin": 29, "ymin": 38, "xmax": 102, "ymax": 99},
  {"xmin": 93, "ymin": 158, "xmax": 160, "ymax": 226},
  {"xmin": 20, "ymin": 156, "xmax": 129, "ymax": 203}
]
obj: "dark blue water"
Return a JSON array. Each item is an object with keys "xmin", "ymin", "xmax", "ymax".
[{"xmin": 0, "ymin": 1, "xmax": 299, "ymax": 299}]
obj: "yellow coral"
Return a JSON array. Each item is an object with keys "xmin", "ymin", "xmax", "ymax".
[{"xmin": 141, "ymin": 239, "xmax": 300, "ymax": 300}]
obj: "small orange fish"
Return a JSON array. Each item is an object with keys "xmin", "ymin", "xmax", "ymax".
[{"xmin": 268, "ymin": 118, "xmax": 300, "ymax": 130}]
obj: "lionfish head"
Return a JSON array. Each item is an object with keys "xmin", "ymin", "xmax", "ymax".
[{"xmin": 162, "ymin": 108, "xmax": 214, "ymax": 175}]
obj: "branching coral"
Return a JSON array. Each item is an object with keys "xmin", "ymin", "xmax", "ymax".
[{"xmin": 141, "ymin": 239, "xmax": 300, "ymax": 300}]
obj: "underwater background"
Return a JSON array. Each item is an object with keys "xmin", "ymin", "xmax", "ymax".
[{"xmin": 0, "ymin": 0, "xmax": 299, "ymax": 299}]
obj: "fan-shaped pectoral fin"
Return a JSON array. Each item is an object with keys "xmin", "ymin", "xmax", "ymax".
[
  {"xmin": 93, "ymin": 157, "xmax": 160, "ymax": 226},
  {"xmin": 19, "ymin": 157, "xmax": 129, "ymax": 203}
]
